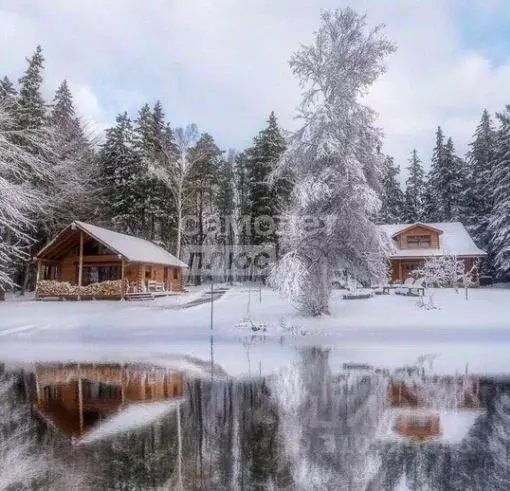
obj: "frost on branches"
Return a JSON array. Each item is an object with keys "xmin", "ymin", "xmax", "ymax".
[
  {"xmin": 0, "ymin": 101, "xmax": 54, "ymax": 288},
  {"xmin": 270, "ymin": 8, "xmax": 395, "ymax": 316}
]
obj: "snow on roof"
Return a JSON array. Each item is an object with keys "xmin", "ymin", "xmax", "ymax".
[
  {"xmin": 77, "ymin": 398, "xmax": 184, "ymax": 444},
  {"xmin": 74, "ymin": 221, "xmax": 188, "ymax": 267},
  {"xmin": 378, "ymin": 222, "xmax": 486, "ymax": 258}
]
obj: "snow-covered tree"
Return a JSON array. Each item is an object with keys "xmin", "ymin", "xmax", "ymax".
[
  {"xmin": 425, "ymin": 128, "xmax": 466, "ymax": 221},
  {"xmin": 16, "ymin": 45, "xmax": 46, "ymax": 129},
  {"xmin": 378, "ymin": 156, "xmax": 404, "ymax": 224},
  {"xmin": 151, "ymin": 124, "xmax": 202, "ymax": 259},
  {"xmin": 245, "ymin": 112, "xmax": 287, "ymax": 249},
  {"xmin": 271, "ymin": 8, "xmax": 395, "ymax": 315},
  {"xmin": 0, "ymin": 76, "xmax": 16, "ymax": 104},
  {"xmin": 99, "ymin": 112, "xmax": 144, "ymax": 234},
  {"xmin": 47, "ymin": 80, "xmax": 95, "ymax": 235},
  {"xmin": 463, "ymin": 110, "xmax": 496, "ymax": 248},
  {"xmin": 488, "ymin": 107, "xmax": 510, "ymax": 279},
  {"xmin": 403, "ymin": 149, "xmax": 426, "ymax": 223}
]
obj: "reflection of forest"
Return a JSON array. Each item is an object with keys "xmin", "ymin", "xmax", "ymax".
[{"xmin": 1, "ymin": 353, "xmax": 510, "ymax": 490}]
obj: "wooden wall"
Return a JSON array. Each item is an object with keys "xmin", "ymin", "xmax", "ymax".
[
  {"xmin": 395, "ymin": 226, "xmax": 440, "ymax": 249},
  {"xmin": 44, "ymin": 257, "xmax": 184, "ymax": 292}
]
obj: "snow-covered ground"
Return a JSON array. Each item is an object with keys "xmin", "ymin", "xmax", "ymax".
[{"xmin": 1, "ymin": 286, "xmax": 510, "ymax": 376}]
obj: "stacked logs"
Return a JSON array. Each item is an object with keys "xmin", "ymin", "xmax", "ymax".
[{"xmin": 37, "ymin": 280, "xmax": 123, "ymax": 298}]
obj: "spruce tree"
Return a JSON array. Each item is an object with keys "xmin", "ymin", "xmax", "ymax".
[
  {"xmin": 0, "ymin": 76, "xmax": 16, "ymax": 103},
  {"xmin": 488, "ymin": 106, "xmax": 510, "ymax": 279},
  {"xmin": 378, "ymin": 156, "xmax": 404, "ymax": 224},
  {"xmin": 245, "ymin": 112, "xmax": 287, "ymax": 249},
  {"xmin": 16, "ymin": 45, "xmax": 46, "ymax": 129},
  {"xmin": 463, "ymin": 109, "xmax": 497, "ymax": 250},
  {"xmin": 403, "ymin": 149, "xmax": 426, "ymax": 223},
  {"xmin": 49, "ymin": 80, "xmax": 94, "ymax": 231},
  {"xmin": 425, "ymin": 127, "xmax": 465, "ymax": 221},
  {"xmin": 100, "ymin": 112, "xmax": 143, "ymax": 234}
]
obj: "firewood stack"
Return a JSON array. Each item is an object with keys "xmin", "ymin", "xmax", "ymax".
[{"xmin": 37, "ymin": 280, "xmax": 123, "ymax": 297}]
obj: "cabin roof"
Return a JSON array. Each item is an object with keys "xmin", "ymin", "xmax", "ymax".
[
  {"xmin": 378, "ymin": 222, "xmax": 486, "ymax": 258},
  {"xmin": 36, "ymin": 221, "xmax": 188, "ymax": 267}
]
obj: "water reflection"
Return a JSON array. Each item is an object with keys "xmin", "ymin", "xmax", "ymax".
[
  {"xmin": 34, "ymin": 363, "xmax": 184, "ymax": 441},
  {"xmin": 0, "ymin": 350, "xmax": 509, "ymax": 489}
]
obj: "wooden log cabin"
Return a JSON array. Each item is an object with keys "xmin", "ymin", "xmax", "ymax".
[
  {"xmin": 378, "ymin": 222, "xmax": 487, "ymax": 284},
  {"xmin": 33, "ymin": 362, "xmax": 184, "ymax": 440},
  {"xmin": 35, "ymin": 221, "xmax": 188, "ymax": 300}
]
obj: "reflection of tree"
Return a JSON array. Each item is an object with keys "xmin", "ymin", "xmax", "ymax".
[{"xmin": 274, "ymin": 346, "xmax": 387, "ymax": 490}]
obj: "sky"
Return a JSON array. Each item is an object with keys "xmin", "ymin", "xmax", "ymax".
[{"xmin": 1, "ymin": 0, "xmax": 510, "ymax": 178}]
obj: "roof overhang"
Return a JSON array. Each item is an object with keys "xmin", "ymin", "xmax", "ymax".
[{"xmin": 390, "ymin": 223, "xmax": 444, "ymax": 239}]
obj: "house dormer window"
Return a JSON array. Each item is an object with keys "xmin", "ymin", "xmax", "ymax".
[{"xmin": 406, "ymin": 235, "xmax": 432, "ymax": 248}]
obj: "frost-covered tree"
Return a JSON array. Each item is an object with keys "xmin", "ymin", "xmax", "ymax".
[
  {"xmin": 48, "ymin": 80, "xmax": 94, "ymax": 234},
  {"xmin": 151, "ymin": 124, "xmax": 202, "ymax": 259},
  {"xmin": 378, "ymin": 156, "xmax": 404, "ymax": 224},
  {"xmin": 488, "ymin": 107, "xmax": 510, "ymax": 279},
  {"xmin": 271, "ymin": 8, "xmax": 395, "ymax": 315},
  {"xmin": 0, "ymin": 76, "xmax": 16, "ymax": 103},
  {"xmin": 99, "ymin": 112, "xmax": 144, "ymax": 234},
  {"xmin": 245, "ymin": 112, "xmax": 287, "ymax": 248},
  {"xmin": 403, "ymin": 149, "xmax": 426, "ymax": 223},
  {"xmin": 425, "ymin": 128, "xmax": 465, "ymax": 221},
  {"xmin": 16, "ymin": 45, "xmax": 46, "ymax": 129},
  {"xmin": 0, "ymin": 101, "xmax": 51, "ymax": 287},
  {"xmin": 463, "ymin": 109, "xmax": 497, "ymax": 272}
]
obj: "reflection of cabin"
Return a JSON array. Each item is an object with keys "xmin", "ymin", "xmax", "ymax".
[
  {"xmin": 34, "ymin": 363, "xmax": 184, "ymax": 439},
  {"xmin": 394, "ymin": 412, "xmax": 441, "ymax": 441},
  {"xmin": 378, "ymin": 222, "xmax": 486, "ymax": 284},
  {"xmin": 390, "ymin": 376, "xmax": 481, "ymax": 409},
  {"xmin": 35, "ymin": 221, "xmax": 188, "ymax": 300}
]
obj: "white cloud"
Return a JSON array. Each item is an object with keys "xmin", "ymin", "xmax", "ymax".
[{"xmin": 1, "ymin": 0, "xmax": 510, "ymax": 178}]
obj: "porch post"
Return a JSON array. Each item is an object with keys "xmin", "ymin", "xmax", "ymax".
[
  {"xmin": 398, "ymin": 260, "xmax": 403, "ymax": 283},
  {"xmin": 121, "ymin": 257, "xmax": 125, "ymax": 300},
  {"xmin": 78, "ymin": 231, "xmax": 84, "ymax": 301},
  {"xmin": 35, "ymin": 259, "xmax": 42, "ymax": 299}
]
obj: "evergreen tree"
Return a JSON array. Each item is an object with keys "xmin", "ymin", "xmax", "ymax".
[
  {"xmin": 488, "ymin": 107, "xmax": 510, "ymax": 279},
  {"xmin": 245, "ymin": 112, "xmax": 287, "ymax": 248},
  {"xmin": 16, "ymin": 46, "xmax": 46, "ymax": 129},
  {"xmin": 425, "ymin": 127, "xmax": 465, "ymax": 221},
  {"xmin": 100, "ymin": 112, "xmax": 143, "ymax": 234},
  {"xmin": 463, "ymin": 109, "xmax": 497, "ymax": 252},
  {"xmin": 48, "ymin": 80, "xmax": 94, "ymax": 233},
  {"xmin": 0, "ymin": 76, "xmax": 16, "ymax": 103},
  {"xmin": 378, "ymin": 156, "xmax": 404, "ymax": 224},
  {"xmin": 403, "ymin": 149, "xmax": 426, "ymax": 223}
]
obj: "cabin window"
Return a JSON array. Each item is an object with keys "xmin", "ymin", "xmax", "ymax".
[
  {"xmin": 85, "ymin": 381, "xmax": 121, "ymax": 401},
  {"xmin": 81, "ymin": 265, "xmax": 120, "ymax": 285},
  {"xmin": 42, "ymin": 264, "xmax": 59, "ymax": 280},
  {"xmin": 406, "ymin": 235, "xmax": 432, "ymax": 248},
  {"xmin": 83, "ymin": 241, "xmax": 113, "ymax": 256},
  {"xmin": 173, "ymin": 268, "xmax": 178, "ymax": 279}
]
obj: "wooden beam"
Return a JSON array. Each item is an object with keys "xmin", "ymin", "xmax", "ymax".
[
  {"xmin": 78, "ymin": 231, "xmax": 84, "ymax": 301},
  {"xmin": 121, "ymin": 257, "xmax": 125, "ymax": 300},
  {"xmin": 35, "ymin": 260, "xmax": 42, "ymax": 299}
]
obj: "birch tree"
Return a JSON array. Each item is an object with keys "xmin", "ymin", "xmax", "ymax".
[
  {"xmin": 271, "ymin": 8, "xmax": 395, "ymax": 315},
  {"xmin": 151, "ymin": 124, "xmax": 201, "ymax": 259}
]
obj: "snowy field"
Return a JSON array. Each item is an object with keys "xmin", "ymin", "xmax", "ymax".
[{"xmin": 1, "ymin": 286, "xmax": 510, "ymax": 377}]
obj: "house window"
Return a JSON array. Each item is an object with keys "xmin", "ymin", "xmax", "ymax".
[
  {"xmin": 173, "ymin": 268, "xmax": 178, "ymax": 279},
  {"xmin": 406, "ymin": 235, "xmax": 432, "ymax": 248},
  {"xmin": 81, "ymin": 265, "xmax": 120, "ymax": 285},
  {"xmin": 42, "ymin": 264, "xmax": 59, "ymax": 280},
  {"xmin": 85, "ymin": 381, "xmax": 121, "ymax": 401}
]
